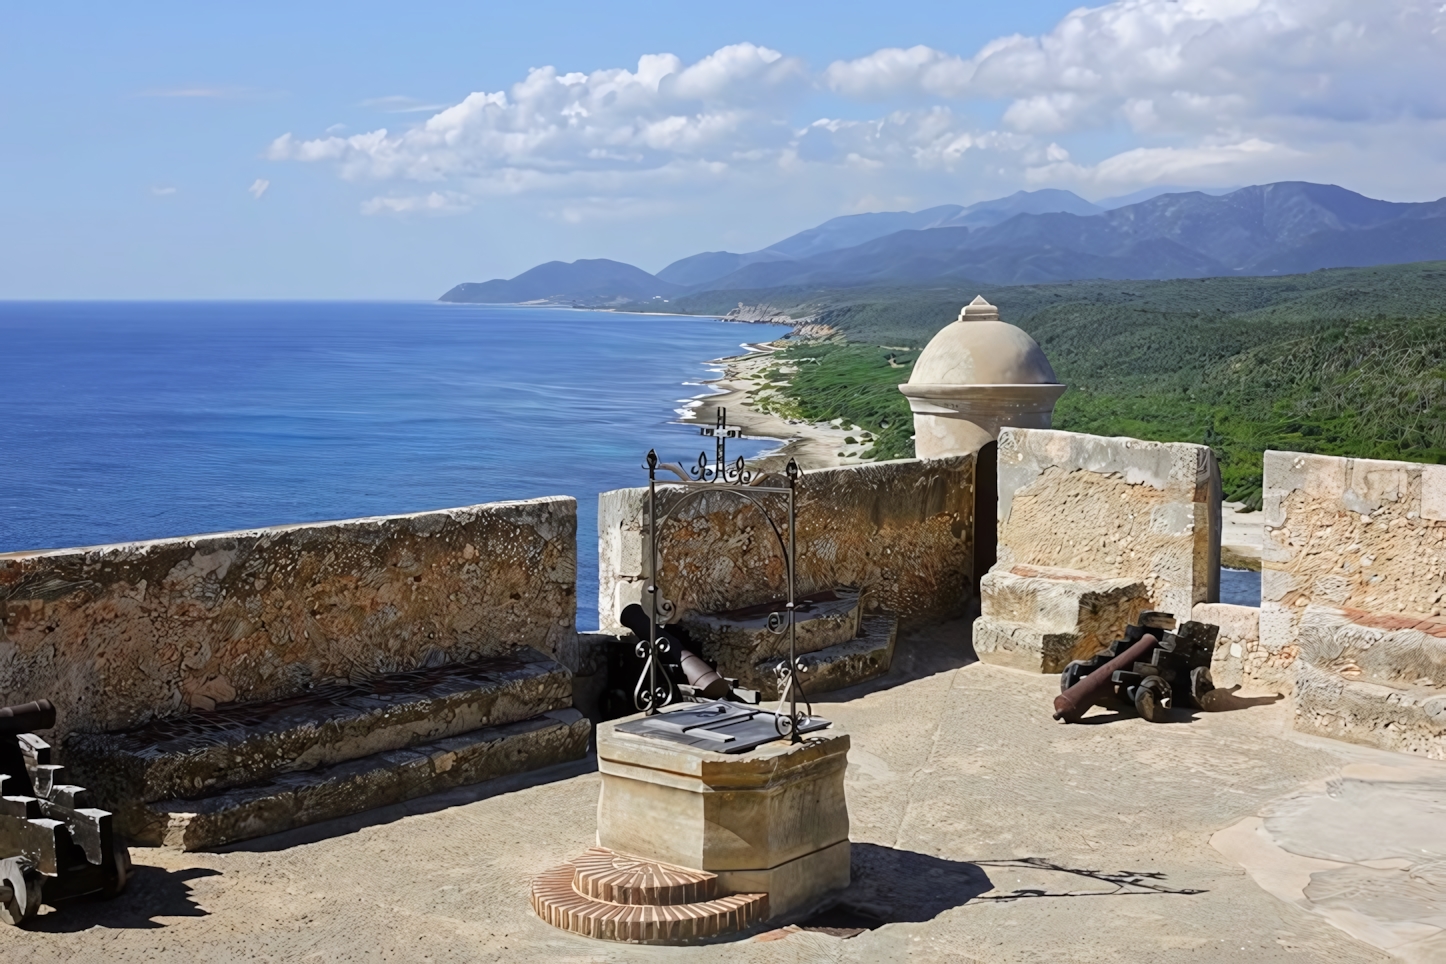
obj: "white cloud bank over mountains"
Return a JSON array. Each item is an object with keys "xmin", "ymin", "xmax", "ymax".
[{"xmin": 269, "ymin": 0, "xmax": 1446, "ymax": 218}]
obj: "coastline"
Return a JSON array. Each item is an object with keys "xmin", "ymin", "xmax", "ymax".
[{"xmin": 682, "ymin": 338, "xmax": 876, "ymax": 473}]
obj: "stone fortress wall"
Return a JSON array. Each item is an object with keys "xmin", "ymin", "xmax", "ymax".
[
  {"xmin": 1261, "ymin": 450, "xmax": 1446, "ymax": 757},
  {"xmin": 597, "ymin": 457, "xmax": 976, "ymax": 633},
  {"xmin": 0, "ymin": 498, "xmax": 578, "ymax": 738},
  {"xmin": 4, "ymin": 432, "xmax": 1440, "ymax": 759},
  {"xmin": 972, "ymin": 428, "xmax": 1222, "ymax": 672}
]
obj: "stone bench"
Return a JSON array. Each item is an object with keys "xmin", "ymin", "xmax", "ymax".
[
  {"xmin": 63, "ymin": 647, "xmax": 590, "ymax": 849},
  {"xmin": 1293, "ymin": 605, "xmax": 1446, "ymax": 759},
  {"xmin": 679, "ymin": 589, "xmax": 898, "ymax": 697},
  {"xmin": 972, "ymin": 564, "xmax": 1150, "ymax": 673}
]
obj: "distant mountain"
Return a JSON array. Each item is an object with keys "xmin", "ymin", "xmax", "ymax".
[
  {"xmin": 1095, "ymin": 185, "xmax": 1239, "ymax": 210},
  {"xmin": 438, "ymin": 183, "xmax": 1446, "ymax": 303},
  {"xmin": 654, "ymin": 250, "xmax": 790, "ymax": 287},
  {"xmin": 439, "ymin": 258, "xmax": 681, "ymax": 305},
  {"xmin": 690, "ymin": 182, "xmax": 1446, "ymax": 290},
  {"xmin": 655, "ymin": 190, "xmax": 1102, "ymax": 288}
]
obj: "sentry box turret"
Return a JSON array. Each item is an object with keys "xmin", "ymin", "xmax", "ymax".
[{"xmin": 1, "ymin": 700, "xmax": 131, "ymax": 926}]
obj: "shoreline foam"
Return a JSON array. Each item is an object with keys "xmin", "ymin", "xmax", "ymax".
[{"xmin": 680, "ymin": 338, "xmax": 880, "ymax": 473}]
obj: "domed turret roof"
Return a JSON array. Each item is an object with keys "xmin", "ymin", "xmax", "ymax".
[{"xmin": 907, "ymin": 296, "xmax": 1059, "ymax": 386}]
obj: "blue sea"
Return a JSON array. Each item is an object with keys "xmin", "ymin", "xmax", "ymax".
[{"xmin": 0, "ymin": 302, "xmax": 791, "ymax": 626}]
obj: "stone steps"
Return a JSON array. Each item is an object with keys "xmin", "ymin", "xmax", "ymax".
[
  {"xmin": 65, "ymin": 649, "xmax": 571, "ymax": 806},
  {"xmin": 61, "ymin": 648, "xmax": 590, "ymax": 849},
  {"xmin": 531, "ymin": 847, "xmax": 768, "ymax": 944},
  {"xmin": 750, "ymin": 615, "xmax": 898, "ymax": 699},
  {"xmin": 137, "ymin": 710, "xmax": 589, "ymax": 850}
]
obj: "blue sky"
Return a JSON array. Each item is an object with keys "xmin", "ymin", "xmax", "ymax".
[{"xmin": 2, "ymin": 1, "xmax": 1442, "ymax": 299}]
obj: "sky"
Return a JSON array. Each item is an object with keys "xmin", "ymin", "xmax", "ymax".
[{"xmin": 2, "ymin": 0, "xmax": 1443, "ymax": 299}]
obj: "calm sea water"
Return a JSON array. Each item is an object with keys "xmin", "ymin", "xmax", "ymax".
[{"xmin": 0, "ymin": 302, "xmax": 790, "ymax": 626}]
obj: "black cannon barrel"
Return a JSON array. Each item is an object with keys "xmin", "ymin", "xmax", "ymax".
[
  {"xmin": 0, "ymin": 699, "xmax": 56, "ymax": 733},
  {"xmin": 1052, "ymin": 636, "xmax": 1158, "ymax": 723}
]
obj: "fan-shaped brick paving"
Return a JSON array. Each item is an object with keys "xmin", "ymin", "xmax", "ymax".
[{"xmin": 531, "ymin": 847, "xmax": 768, "ymax": 944}]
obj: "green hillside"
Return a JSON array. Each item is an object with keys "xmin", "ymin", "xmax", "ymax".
[{"xmin": 671, "ymin": 261, "xmax": 1446, "ymax": 507}]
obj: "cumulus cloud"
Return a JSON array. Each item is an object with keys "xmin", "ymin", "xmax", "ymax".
[
  {"xmin": 268, "ymin": 5, "xmax": 1446, "ymax": 215},
  {"xmin": 248, "ymin": 178, "xmax": 270, "ymax": 199},
  {"xmin": 268, "ymin": 43, "xmax": 807, "ymax": 192}
]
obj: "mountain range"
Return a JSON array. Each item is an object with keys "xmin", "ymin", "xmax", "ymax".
[{"xmin": 438, "ymin": 182, "xmax": 1446, "ymax": 304}]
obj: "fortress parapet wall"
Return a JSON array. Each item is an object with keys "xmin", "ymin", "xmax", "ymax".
[
  {"xmin": 0, "ymin": 498, "xmax": 577, "ymax": 738},
  {"xmin": 1262, "ymin": 451, "xmax": 1446, "ymax": 755},
  {"xmin": 597, "ymin": 457, "xmax": 976, "ymax": 634}
]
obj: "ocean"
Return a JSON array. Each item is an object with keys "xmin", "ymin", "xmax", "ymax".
[{"xmin": 0, "ymin": 301, "xmax": 791, "ymax": 627}]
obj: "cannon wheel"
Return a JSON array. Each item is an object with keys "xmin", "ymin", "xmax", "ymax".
[
  {"xmin": 1134, "ymin": 677, "xmax": 1172, "ymax": 723},
  {"xmin": 0, "ymin": 857, "xmax": 43, "ymax": 926},
  {"xmin": 1188, "ymin": 666, "xmax": 1216, "ymax": 709},
  {"xmin": 100, "ymin": 836, "xmax": 133, "ymax": 900}
]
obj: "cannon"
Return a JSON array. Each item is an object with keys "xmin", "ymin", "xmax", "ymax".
[
  {"xmin": 1, "ymin": 700, "xmax": 131, "ymax": 926},
  {"xmin": 1053, "ymin": 613, "xmax": 1219, "ymax": 724}
]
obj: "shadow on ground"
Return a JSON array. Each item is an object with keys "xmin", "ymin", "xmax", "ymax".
[
  {"xmin": 213, "ymin": 755, "xmax": 598, "ymax": 854},
  {"xmin": 827, "ymin": 842, "xmax": 993, "ymax": 924},
  {"xmin": 812, "ymin": 616, "xmax": 977, "ymax": 705},
  {"xmin": 26, "ymin": 866, "xmax": 217, "ymax": 932},
  {"xmin": 1075, "ymin": 686, "xmax": 1284, "ymax": 726},
  {"xmin": 972, "ymin": 857, "xmax": 1207, "ymax": 900}
]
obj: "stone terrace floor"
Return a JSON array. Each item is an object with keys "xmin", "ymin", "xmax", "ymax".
[{"xmin": 6, "ymin": 621, "xmax": 1445, "ymax": 963}]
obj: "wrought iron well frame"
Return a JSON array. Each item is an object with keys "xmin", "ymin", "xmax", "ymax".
[{"xmin": 636, "ymin": 408, "xmax": 810, "ymax": 742}]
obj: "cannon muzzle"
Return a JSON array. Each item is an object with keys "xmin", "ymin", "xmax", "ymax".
[{"xmin": 0, "ymin": 699, "xmax": 56, "ymax": 734}]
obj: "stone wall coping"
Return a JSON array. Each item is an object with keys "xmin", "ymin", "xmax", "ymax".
[{"xmin": 0, "ymin": 496, "xmax": 572, "ymax": 562}]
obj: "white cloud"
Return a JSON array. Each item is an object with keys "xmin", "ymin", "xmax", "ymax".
[
  {"xmin": 150, "ymin": 186, "xmax": 178, "ymax": 196},
  {"xmin": 268, "ymin": 7, "xmax": 1446, "ymax": 217},
  {"xmin": 248, "ymin": 178, "xmax": 270, "ymax": 199},
  {"xmin": 268, "ymin": 43, "xmax": 807, "ymax": 189},
  {"xmin": 360, "ymin": 191, "xmax": 472, "ymax": 216}
]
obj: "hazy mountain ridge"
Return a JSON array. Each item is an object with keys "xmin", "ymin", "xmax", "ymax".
[{"xmin": 439, "ymin": 183, "xmax": 1446, "ymax": 304}]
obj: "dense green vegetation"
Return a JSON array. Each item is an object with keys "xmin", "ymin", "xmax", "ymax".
[{"xmin": 657, "ymin": 262, "xmax": 1446, "ymax": 507}]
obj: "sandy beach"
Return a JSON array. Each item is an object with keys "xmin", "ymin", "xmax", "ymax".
[{"xmin": 682, "ymin": 338, "xmax": 875, "ymax": 473}]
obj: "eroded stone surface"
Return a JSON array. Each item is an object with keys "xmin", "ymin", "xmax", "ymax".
[
  {"xmin": 598, "ymin": 458, "xmax": 974, "ymax": 634},
  {"xmin": 995, "ymin": 428, "xmax": 1221, "ymax": 619},
  {"xmin": 749, "ymin": 614, "xmax": 898, "ymax": 698},
  {"xmin": 1261, "ymin": 451, "xmax": 1446, "ymax": 754},
  {"xmin": 1193, "ymin": 602, "xmax": 1287, "ymax": 692},
  {"xmin": 0, "ymin": 498, "xmax": 577, "ymax": 737},
  {"xmin": 973, "ymin": 564, "xmax": 1149, "ymax": 673},
  {"xmin": 63, "ymin": 648, "xmax": 572, "ymax": 810},
  {"xmin": 138, "ymin": 709, "xmax": 590, "ymax": 850}
]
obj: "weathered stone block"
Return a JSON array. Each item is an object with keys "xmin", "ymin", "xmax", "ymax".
[
  {"xmin": 595, "ymin": 717, "xmax": 850, "ymax": 919},
  {"xmin": 1261, "ymin": 451, "xmax": 1446, "ymax": 677},
  {"xmin": 136, "ymin": 709, "xmax": 590, "ymax": 850},
  {"xmin": 995, "ymin": 428, "xmax": 1221, "ymax": 618},
  {"xmin": 680, "ymin": 589, "xmax": 862, "ymax": 673},
  {"xmin": 972, "ymin": 564, "xmax": 1149, "ymax": 673},
  {"xmin": 1192, "ymin": 602, "xmax": 1286, "ymax": 693},
  {"xmin": 749, "ymin": 615, "xmax": 897, "ymax": 698}
]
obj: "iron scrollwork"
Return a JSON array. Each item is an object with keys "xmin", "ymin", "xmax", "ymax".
[{"xmin": 638, "ymin": 408, "xmax": 809, "ymax": 742}]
